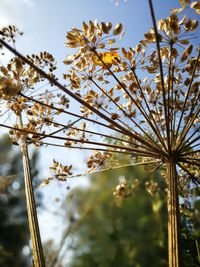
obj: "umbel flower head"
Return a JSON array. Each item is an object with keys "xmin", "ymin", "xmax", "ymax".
[
  {"xmin": 0, "ymin": 2, "xmax": 198, "ymax": 185},
  {"xmin": 55, "ymin": 3, "xmax": 199, "ymax": 187},
  {"xmin": 0, "ymin": 24, "xmax": 74, "ymax": 267},
  {"xmin": 0, "ymin": 2, "xmax": 198, "ymax": 190},
  {"xmin": 0, "ymin": 26, "xmax": 75, "ymax": 147}
]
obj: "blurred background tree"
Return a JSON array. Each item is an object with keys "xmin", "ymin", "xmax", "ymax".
[
  {"xmin": 49, "ymin": 154, "xmax": 199, "ymax": 267},
  {"xmin": 52, "ymin": 155, "xmax": 168, "ymax": 267},
  {"xmin": 179, "ymin": 183, "xmax": 200, "ymax": 266},
  {"xmin": 0, "ymin": 134, "xmax": 41, "ymax": 267}
]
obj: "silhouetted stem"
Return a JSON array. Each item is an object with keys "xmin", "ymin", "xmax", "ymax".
[
  {"xmin": 18, "ymin": 115, "xmax": 46, "ymax": 267},
  {"xmin": 175, "ymin": 50, "xmax": 200, "ymax": 145},
  {"xmin": 167, "ymin": 159, "xmax": 180, "ymax": 267},
  {"xmin": 177, "ymin": 106, "xmax": 200, "ymax": 151},
  {"xmin": 43, "ymin": 118, "xmax": 137, "ymax": 147},
  {"xmin": 55, "ymin": 160, "xmax": 161, "ymax": 179},
  {"xmin": 148, "ymin": 0, "xmax": 170, "ymax": 150},
  {"xmin": 177, "ymin": 162, "xmax": 199, "ymax": 187},
  {"xmin": 40, "ymin": 142, "xmax": 141, "ymax": 155},
  {"xmin": 20, "ymin": 93, "xmax": 124, "ymax": 135},
  {"xmin": 167, "ymin": 43, "xmax": 173, "ymax": 153},
  {"xmin": 0, "ymin": 122, "xmax": 159, "ymax": 157},
  {"xmin": 131, "ymin": 68, "xmax": 168, "ymax": 151}
]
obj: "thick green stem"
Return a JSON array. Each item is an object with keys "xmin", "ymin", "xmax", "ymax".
[
  {"xmin": 18, "ymin": 116, "xmax": 46, "ymax": 267},
  {"xmin": 167, "ymin": 159, "xmax": 180, "ymax": 267}
]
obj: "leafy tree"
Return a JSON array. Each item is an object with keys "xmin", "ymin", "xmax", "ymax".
[
  {"xmin": 179, "ymin": 186, "xmax": 200, "ymax": 266},
  {"xmin": 56, "ymin": 164, "xmax": 168, "ymax": 267},
  {"xmin": 50, "ymin": 155, "xmax": 199, "ymax": 267},
  {"xmin": 0, "ymin": 135, "xmax": 40, "ymax": 267}
]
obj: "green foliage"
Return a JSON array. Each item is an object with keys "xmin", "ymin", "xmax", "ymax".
[
  {"xmin": 63, "ymin": 165, "xmax": 168, "ymax": 267},
  {"xmin": 180, "ymin": 187, "xmax": 200, "ymax": 267}
]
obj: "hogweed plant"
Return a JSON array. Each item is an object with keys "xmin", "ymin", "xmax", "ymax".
[
  {"xmin": 0, "ymin": 0, "xmax": 199, "ymax": 266},
  {"xmin": 0, "ymin": 26, "xmax": 68, "ymax": 267}
]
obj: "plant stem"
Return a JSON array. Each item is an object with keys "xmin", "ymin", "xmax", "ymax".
[
  {"xmin": 167, "ymin": 159, "xmax": 180, "ymax": 267},
  {"xmin": 18, "ymin": 115, "xmax": 46, "ymax": 267}
]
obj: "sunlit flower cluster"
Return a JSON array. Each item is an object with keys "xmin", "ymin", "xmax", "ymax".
[{"xmin": 113, "ymin": 177, "xmax": 140, "ymax": 199}]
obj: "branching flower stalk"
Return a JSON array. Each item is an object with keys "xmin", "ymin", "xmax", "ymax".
[
  {"xmin": 0, "ymin": 26, "xmax": 62, "ymax": 266},
  {"xmin": 0, "ymin": 0, "xmax": 199, "ymax": 266},
  {"xmin": 18, "ymin": 114, "xmax": 45, "ymax": 267}
]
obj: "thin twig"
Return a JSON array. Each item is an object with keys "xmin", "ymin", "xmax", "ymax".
[
  {"xmin": 148, "ymin": 0, "xmax": 170, "ymax": 151},
  {"xmin": 0, "ymin": 123, "xmax": 160, "ymax": 157},
  {"xmin": 175, "ymin": 50, "xmax": 200, "ymax": 148},
  {"xmin": 56, "ymin": 160, "xmax": 162, "ymax": 179}
]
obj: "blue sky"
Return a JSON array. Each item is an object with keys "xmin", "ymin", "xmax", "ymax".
[
  {"xmin": 1, "ymin": 0, "xmax": 180, "ymax": 67},
  {"xmin": 0, "ymin": 0, "xmax": 183, "ymax": 244},
  {"xmin": 0, "ymin": 0, "xmax": 182, "ymax": 174}
]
